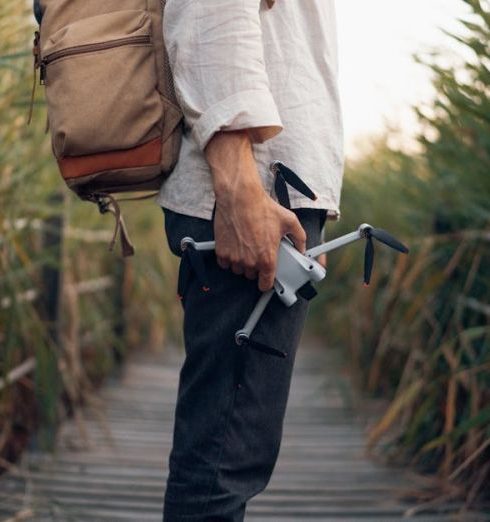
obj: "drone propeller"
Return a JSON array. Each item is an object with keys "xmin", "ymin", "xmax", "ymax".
[
  {"xmin": 271, "ymin": 162, "xmax": 317, "ymax": 208},
  {"xmin": 246, "ymin": 339, "xmax": 287, "ymax": 358},
  {"xmin": 369, "ymin": 228, "xmax": 409, "ymax": 254},
  {"xmin": 274, "ymin": 174, "xmax": 291, "ymax": 209},
  {"xmin": 236, "ymin": 331, "xmax": 287, "ymax": 358},
  {"xmin": 178, "ymin": 245, "xmax": 211, "ymax": 300},
  {"xmin": 363, "ymin": 227, "xmax": 409, "ymax": 286},
  {"xmin": 364, "ymin": 235, "xmax": 375, "ymax": 286},
  {"xmin": 297, "ymin": 281, "xmax": 318, "ymax": 301}
]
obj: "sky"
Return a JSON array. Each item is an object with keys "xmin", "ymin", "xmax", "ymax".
[{"xmin": 335, "ymin": 0, "xmax": 471, "ymax": 155}]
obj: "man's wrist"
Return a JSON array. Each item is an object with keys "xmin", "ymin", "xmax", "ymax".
[{"xmin": 214, "ymin": 176, "xmax": 264, "ymax": 206}]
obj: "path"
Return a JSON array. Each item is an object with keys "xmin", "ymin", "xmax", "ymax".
[{"xmin": 0, "ymin": 340, "xmax": 486, "ymax": 521}]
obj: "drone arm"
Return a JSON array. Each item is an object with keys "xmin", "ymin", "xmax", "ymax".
[
  {"xmin": 305, "ymin": 225, "xmax": 370, "ymax": 259},
  {"xmin": 181, "ymin": 237, "xmax": 216, "ymax": 252},
  {"xmin": 186, "ymin": 226, "xmax": 368, "ymax": 259}
]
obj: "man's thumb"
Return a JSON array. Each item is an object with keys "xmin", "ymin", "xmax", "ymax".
[{"xmin": 285, "ymin": 214, "xmax": 307, "ymax": 253}]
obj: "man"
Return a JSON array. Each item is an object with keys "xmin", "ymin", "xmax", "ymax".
[{"xmin": 158, "ymin": 0, "xmax": 343, "ymax": 520}]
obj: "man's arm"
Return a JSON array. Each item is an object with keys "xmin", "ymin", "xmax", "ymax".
[
  {"xmin": 165, "ymin": 0, "xmax": 306, "ymax": 290},
  {"xmin": 164, "ymin": 0, "xmax": 283, "ymax": 150},
  {"xmin": 206, "ymin": 131, "xmax": 306, "ymax": 291}
]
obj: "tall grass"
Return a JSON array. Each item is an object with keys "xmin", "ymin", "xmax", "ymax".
[
  {"xmin": 311, "ymin": 0, "xmax": 489, "ymax": 506},
  {"xmin": 0, "ymin": 0, "xmax": 58, "ymax": 458},
  {"xmin": 0, "ymin": 0, "xmax": 181, "ymax": 464}
]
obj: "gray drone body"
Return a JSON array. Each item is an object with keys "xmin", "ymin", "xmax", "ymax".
[{"xmin": 181, "ymin": 223, "xmax": 388, "ymax": 353}]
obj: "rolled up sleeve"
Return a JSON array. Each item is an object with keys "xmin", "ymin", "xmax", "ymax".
[{"xmin": 164, "ymin": 0, "xmax": 283, "ymax": 151}]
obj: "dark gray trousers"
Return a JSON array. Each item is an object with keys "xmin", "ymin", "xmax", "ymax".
[{"xmin": 162, "ymin": 208, "xmax": 326, "ymax": 522}]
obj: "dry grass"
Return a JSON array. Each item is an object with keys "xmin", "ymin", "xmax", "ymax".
[{"xmin": 0, "ymin": 1, "xmax": 181, "ymax": 464}]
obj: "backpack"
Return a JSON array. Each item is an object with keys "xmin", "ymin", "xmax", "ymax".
[
  {"xmin": 32, "ymin": 0, "xmax": 183, "ymax": 256},
  {"xmin": 32, "ymin": 1, "xmax": 277, "ymax": 255}
]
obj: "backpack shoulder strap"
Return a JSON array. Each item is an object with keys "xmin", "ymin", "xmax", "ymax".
[{"xmin": 33, "ymin": 0, "xmax": 43, "ymax": 23}]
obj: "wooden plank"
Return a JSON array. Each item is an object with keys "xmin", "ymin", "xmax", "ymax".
[{"xmin": 0, "ymin": 342, "xmax": 486, "ymax": 521}]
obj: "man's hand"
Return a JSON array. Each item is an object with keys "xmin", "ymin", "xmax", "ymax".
[{"xmin": 205, "ymin": 130, "xmax": 307, "ymax": 292}]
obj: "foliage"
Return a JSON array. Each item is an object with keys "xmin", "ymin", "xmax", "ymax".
[
  {"xmin": 1, "ymin": 0, "xmax": 488, "ymax": 512},
  {"xmin": 311, "ymin": 0, "xmax": 490, "ymax": 506},
  {"xmin": 0, "ymin": 0, "xmax": 180, "ymax": 465},
  {"xmin": 0, "ymin": 0, "xmax": 57, "ymax": 460}
]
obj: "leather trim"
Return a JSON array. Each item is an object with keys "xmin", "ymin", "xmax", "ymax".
[{"xmin": 58, "ymin": 137, "xmax": 162, "ymax": 180}]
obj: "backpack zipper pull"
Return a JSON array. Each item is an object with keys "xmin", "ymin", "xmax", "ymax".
[
  {"xmin": 40, "ymin": 59, "xmax": 47, "ymax": 85},
  {"xmin": 92, "ymin": 194, "xmax": 135, "ymax": 257}
]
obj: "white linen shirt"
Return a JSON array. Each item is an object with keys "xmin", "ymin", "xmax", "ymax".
[{"xmin": 157, "ymin": 0, "xmax": 344, "ymax": 221}]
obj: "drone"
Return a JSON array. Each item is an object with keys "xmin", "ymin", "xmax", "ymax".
[{"xmin": 179, "ymin": 162, "xmax": 409, "ymax": 359}]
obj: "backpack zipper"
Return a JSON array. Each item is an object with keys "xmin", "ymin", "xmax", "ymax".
[
  {"xmin": 28, "ymin": 30, "xmax": 42, "ymax": 124},
  {"xmin": 40, "ymin": 34, "xmax": 151, "ymax": 85}
]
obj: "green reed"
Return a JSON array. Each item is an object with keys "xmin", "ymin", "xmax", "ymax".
[
  {"xmin": 311, "ymin": 0, "xmax": 489, "ymax": 505},
  {"xmin": 0, "ymin": 0, "xmax": 181, "ymax": 463}
]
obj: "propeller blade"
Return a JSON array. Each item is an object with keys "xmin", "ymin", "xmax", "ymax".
[
  {"xmin": 273, "ymin": 162, "xmax": 317, "ymax": 201},
  {"xmin": 177, "ymin": 251, "xmax": 193, "ymax": 300},
  {"xmin": 370, "ymin": 228, "xmax": 409, "ymax": 254},
  {"xmin": 364, "ymin": 237, "xmax": 374, "ymax": 286},
  {"xmin": 274, "ymin": 173, "xmax": 291, "ymax": 209},
  {"xmin": 246, "ymin": 339, "xmax": 287, "ymax": 359},
  {"xmin": 187, "ymin": 247, "xmax": 211, "ymax": 292},
  {"xmin": 297, "ymin": 282, "xmax": 318, "ymax": 301}
]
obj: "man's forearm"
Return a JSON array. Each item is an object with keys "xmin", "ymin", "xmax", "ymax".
[
  {"xmin": 204, "ymin": 130, "xmax": 306, "ymax": 291},
  {"xmin": 205, "ymin": 130, "xmax": 264, "ymax": 205}
]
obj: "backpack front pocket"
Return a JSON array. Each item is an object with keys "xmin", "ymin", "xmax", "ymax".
[{"xmin": 42, "ymin": 9, "xmax": 163, "ymax": 159}]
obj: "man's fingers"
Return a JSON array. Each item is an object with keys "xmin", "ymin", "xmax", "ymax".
[
  {"xmin": 318, "ymin": 253, "xmax": 327, "ymax": 268},
  {"xmin": 285, "ymin": 215, "xmax": 307, "ymax": 253},
  {"xmin": 244, "ymin": 268, "xmax": 257, "ymax": 281},
  {"xmin": 217, "ymin": 256, "xmax": 230, "ymax": 270},
  {"xmin": 258, "ymin": 268, "xmax": 275, "ymax": 292},
  {"xmin": 231, "ymin": 262, "xmax": 244, "ymax": 275},
  {"xmin": 218, "ymin": 256, "xmax": 256, "ymax": 280}
]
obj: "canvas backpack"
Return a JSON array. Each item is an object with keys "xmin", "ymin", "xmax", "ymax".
[
  {"xmin": 32, "ymin": 0, "xmax": 277, "ymax": 255},
  {"xmin": 31, "ymin": 0, "xmax": 183, "ymax": 256}
]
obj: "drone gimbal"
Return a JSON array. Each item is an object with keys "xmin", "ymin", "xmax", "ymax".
[{"xmin": 179, "ymin": 162, "xmax": 409, "ymax": 359}]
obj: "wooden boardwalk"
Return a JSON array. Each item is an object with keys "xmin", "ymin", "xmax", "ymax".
[{"xmin": 0, "ymin": 340, "xmax": 486, "ymax": 521}]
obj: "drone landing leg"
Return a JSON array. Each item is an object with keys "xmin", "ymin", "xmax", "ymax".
[
  {"xmin": 235, "ymin": 289, "xmax": 275, "ymax": 345},
  {"xmin": 235, "ymin": 286, "xmax": 287, "ymax": 358}
]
